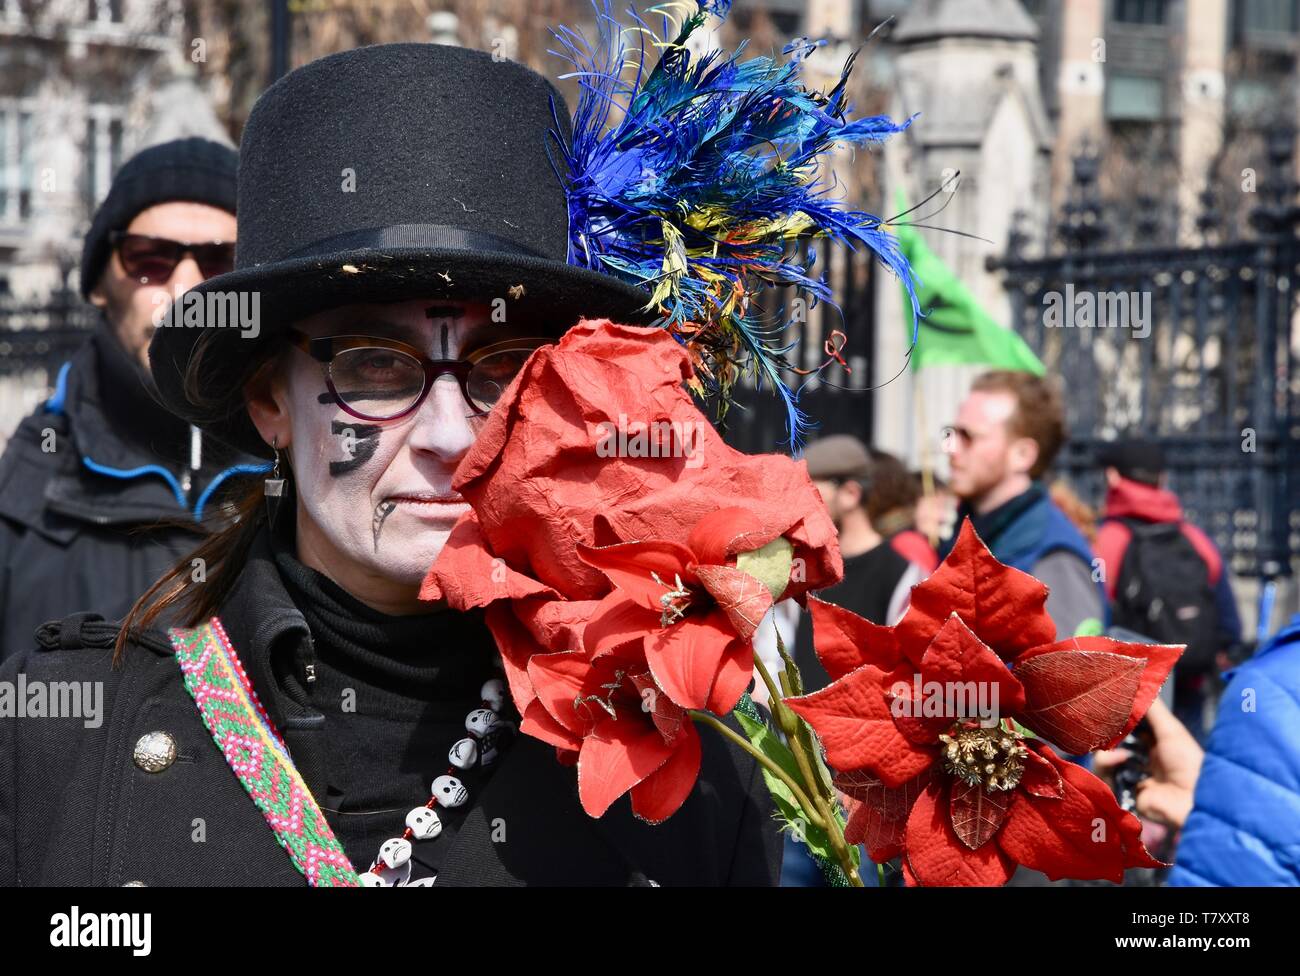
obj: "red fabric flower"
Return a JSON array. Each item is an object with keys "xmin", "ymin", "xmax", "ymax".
[
  {"xmin": 578, "ymin": 506, "xmax": 776, "ymax": 714},
  {"xmin": 785, "ymin": 519, "xmax": 1183, "ymax": 886},
  {"xmin": 420, "ymin": 320, "xmax": 841, "ymax": 818},
  {"xmin": 525, "ymin": 640, "xmax": 702, "ymax": 822},
  {"xmin": 424, "ymin": 320, "xmax": 839, "ymax": 607}
]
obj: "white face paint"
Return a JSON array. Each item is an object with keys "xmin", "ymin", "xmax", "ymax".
[{"xmin": 273, "ymin": 298, "xmax": 538, "ymax": 610}]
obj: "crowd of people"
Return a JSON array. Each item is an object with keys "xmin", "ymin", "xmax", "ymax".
[
  {"xmin": 764, "ymin": 372, "xmax": 1297, "ymax": 886},
  {"xmin": 0, "ymin": 49, "xmax": 1294, "ymax": 885}
]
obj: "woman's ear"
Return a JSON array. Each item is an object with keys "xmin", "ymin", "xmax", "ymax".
[{"xmin": 245, "ymin": 356, "xmax": 292, "ymax": 450}]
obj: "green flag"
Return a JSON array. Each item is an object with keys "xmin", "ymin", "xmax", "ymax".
[{"xmin": 893, "ymin": 208, "xmax": 1045, "ymax": 376}]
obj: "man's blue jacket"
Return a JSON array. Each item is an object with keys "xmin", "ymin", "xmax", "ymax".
[{"xmin": 1168, "ymin": 614, "xmax": 1300, "ymax": 885}]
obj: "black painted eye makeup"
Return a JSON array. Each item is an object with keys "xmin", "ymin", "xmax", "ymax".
[{"xmin": 328, "ymin": 420, "xmax": 381, "ymax": 477}]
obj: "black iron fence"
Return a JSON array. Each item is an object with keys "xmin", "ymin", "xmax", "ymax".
[
  {"xmin": 0, "ymin": 289, "xmax": 98, "ymax": 384},
  {"xmin": 717, "ymin": 239, "xmax": 877, "ymax": 455},
  {"xmin": 989, "ymin": 136, "xmax": 1300, "ymax": 579}
]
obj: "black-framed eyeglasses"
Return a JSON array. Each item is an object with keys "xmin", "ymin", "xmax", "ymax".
[
  {"xmin": 287, "ymin": 329, "xmax": 552, "ymax": 421},
  {"xmin": 108, "ymin": 231, "xmax": 235, "ymax": 284}
]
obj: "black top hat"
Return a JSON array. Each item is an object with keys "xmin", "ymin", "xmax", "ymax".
[{"xmin": 149, "ymin": 43, "xmax": 653, "ymax": 457}]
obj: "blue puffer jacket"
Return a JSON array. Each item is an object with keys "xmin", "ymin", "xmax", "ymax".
[{"xmin": 1167, "ymin": 614, "xmax": 1300, "ymax": 886}]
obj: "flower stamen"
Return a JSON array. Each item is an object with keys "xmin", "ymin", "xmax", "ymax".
[
  {"xmin": 575, "ymin": 668, "xmax": 628, "ymax": 721},
  {"xmin": 939, "ymin": 723, "xmax": 1027, "ymax": 792},
  {"xmin": 651, "ymin": 570, "xmax": 693, "ymax": 628}
]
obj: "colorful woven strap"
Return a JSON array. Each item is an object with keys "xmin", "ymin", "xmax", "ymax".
[{"xmin": 171, "ymin": 617, "xmax": 360, "ymax": 888}]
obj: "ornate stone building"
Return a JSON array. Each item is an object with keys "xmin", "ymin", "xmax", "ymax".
[{"xmin": 0, "ymin": 0, "xmax": 229, "ymax": 437}]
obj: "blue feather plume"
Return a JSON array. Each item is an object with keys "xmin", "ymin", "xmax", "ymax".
[{"xmin": 550, "ymin": 0, "xmax": 921, "ymax": 445}]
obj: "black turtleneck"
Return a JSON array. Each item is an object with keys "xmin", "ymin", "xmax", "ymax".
[{"xmin": 268, "ymin": 522, "xmax": 509, "ymax": 880}]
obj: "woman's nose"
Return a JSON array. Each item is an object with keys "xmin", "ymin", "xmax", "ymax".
[{"xmin": 405, "ymin": 373, "xmax": 478, "ymax": 462}]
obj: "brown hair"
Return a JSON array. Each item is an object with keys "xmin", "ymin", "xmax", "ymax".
[
  {"xmin": 113, "ymin": 332, "xmax": 282, "ymax": 661},
  {"xmin": 1049, "ymin": 478, "xmax": 1097, "ymax": 544},
  {"xmin": 970, "ymin": 370, "xmax": 1066, "ymax": 478},
  {"xmin": 864, "ymin": 450, "xmax": 919, "ymax": 523}
]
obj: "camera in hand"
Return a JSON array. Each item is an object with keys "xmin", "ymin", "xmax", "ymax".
[{"xmin": 1113, "ymin": 717, "xmax": 1154, "ymax": 812}]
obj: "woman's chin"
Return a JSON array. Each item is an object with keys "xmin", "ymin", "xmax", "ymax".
[{"xmin": 364, "ymin": 522, "xmax": 455, "ymax": 584}]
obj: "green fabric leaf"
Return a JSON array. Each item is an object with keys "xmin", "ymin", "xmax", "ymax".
[
  {"xmin": 733, "ymin": 707, "xmax": 859, "ymax": 873},
  {"xmin": 1009, "ymin": 717, "xmax": 1039, "ymax": 739},
  {"xmin": 774, "ymin": 625, "xmax": 803, "ymax": 698},
  {"xmin": 734, "ymin": 690, "xmax": 762, "ymax": 723}
]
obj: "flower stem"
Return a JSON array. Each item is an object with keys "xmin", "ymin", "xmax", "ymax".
[
  {"xmin": 790, "ymin": 729, "xmax": 864, "ymax": 887},
  {"xmin": 750, "ymin": 651, "xmax": 865, "ymax": 887},
  {"xmin": 687, "ymin": 710, "xmax": 826, "ymax": 832},
  {"xmin": 753, "ymin": 651, "xmax": 789, "ymax": 727}
]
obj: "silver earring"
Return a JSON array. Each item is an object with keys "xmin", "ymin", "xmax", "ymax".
[
  {"xmin": 265, "ymin": 436, "xmax": 285, "ymax": 497},
  {"xmin": 265, "ymin": 437, "xmax": 285, "ymax": 526}
]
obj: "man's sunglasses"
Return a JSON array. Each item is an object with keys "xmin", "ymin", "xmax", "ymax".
[
  {"xmin": 288, "ymin": 329, "xmax": 552, "ymax": 421},
  {"xmin": 941, "ymin": 425, "xmax": 998, "ymax": 449},
  {"xmin": 109, "ymin": 231, "xmax": 235, "ymax": 284}
]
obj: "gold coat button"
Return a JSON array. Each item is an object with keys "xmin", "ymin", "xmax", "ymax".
[{"xmin": 132, "ymin": 731, "xmax": 177, "ymax": 773}]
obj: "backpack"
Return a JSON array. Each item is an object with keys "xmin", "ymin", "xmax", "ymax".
[{"xmin": 1111, "ymin": 518, "xmax": 1220, "ymax": 674}]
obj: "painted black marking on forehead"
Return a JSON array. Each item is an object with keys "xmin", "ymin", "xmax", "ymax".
[
  {"xmin": 426, "ymin": 305, "xmax": 462, "ymax": 359},
  {"xmin": 424, "ymin": 305, "xmax": 464, "ymax": 321}
]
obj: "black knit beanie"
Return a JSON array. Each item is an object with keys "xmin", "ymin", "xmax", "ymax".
[{"xmin": 79, "ymin": 137, "xmax": 238, "ymax": 299}]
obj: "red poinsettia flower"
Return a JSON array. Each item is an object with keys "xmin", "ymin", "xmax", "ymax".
[
  {"xmin": 524, "ymin": 638, "xmax": 702, "ymax": 822},
  {"xmin": 785, "ymin": 518, "xmax": 1183, "ymax": 886},
  {"xmin": 576, "ymin": 507, "xmax": 778, "ymax": 714}
]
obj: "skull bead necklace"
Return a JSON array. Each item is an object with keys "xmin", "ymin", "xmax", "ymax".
[{"xmin": 357, "ymin": 677, "xmax": 510, "ymax": 887}]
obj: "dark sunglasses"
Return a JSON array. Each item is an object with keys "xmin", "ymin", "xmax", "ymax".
[
  {"xmin": 287, "ymin": 329, "xmax": 552, "ymax": 421},
  {"xmin": 109, "ymin": 231, "xmax": 235, "ymax": 284}
]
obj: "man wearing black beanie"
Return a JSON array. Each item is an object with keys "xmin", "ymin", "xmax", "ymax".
[{"xmin": 0, "ymin": 138, "xmax": 266, "ymax": 657}]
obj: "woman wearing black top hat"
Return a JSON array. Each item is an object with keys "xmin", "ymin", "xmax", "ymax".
[
  {"xmin": 0, "ymin": 0, "xmax": 922, "ymax": 885},
  {"xmin": 0, "ymin": 42, "xmax": 784, "ymax": 888}
]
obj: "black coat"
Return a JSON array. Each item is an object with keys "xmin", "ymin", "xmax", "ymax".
[
  {"xmin": 0, "ymin": 531, "xmax": 783, "ymax": 887},
  {"xmin": 0, "ymin": 328, "xmax": 265, "ymax": 658}
]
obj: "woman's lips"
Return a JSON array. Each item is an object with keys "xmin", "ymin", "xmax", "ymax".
[{"xmin": 386, "ymin": 493, "xmax": 470, "ymax": 517}]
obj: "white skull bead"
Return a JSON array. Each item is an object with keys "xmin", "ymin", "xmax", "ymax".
[
  {"xmin": 480, "ymin": 679, "xmax": 506, "ymax": 712},
  {"xmin": 431, "ymin": 774, "xmax": 468, "ymax": 807},
  {"xmin": 449, "ymin": 737, "xmax": 478, "ymax": 770},
  {"xmin": 379, "ymin": 837, "xmax": 412, "ymax": 869},
  {"xmin": 405, "ymin": 806, "xmax": 443, "ymax": 840},
  {"xmin": 465, "ymin": 708, "xmax": 499, "ymax": 737}
]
